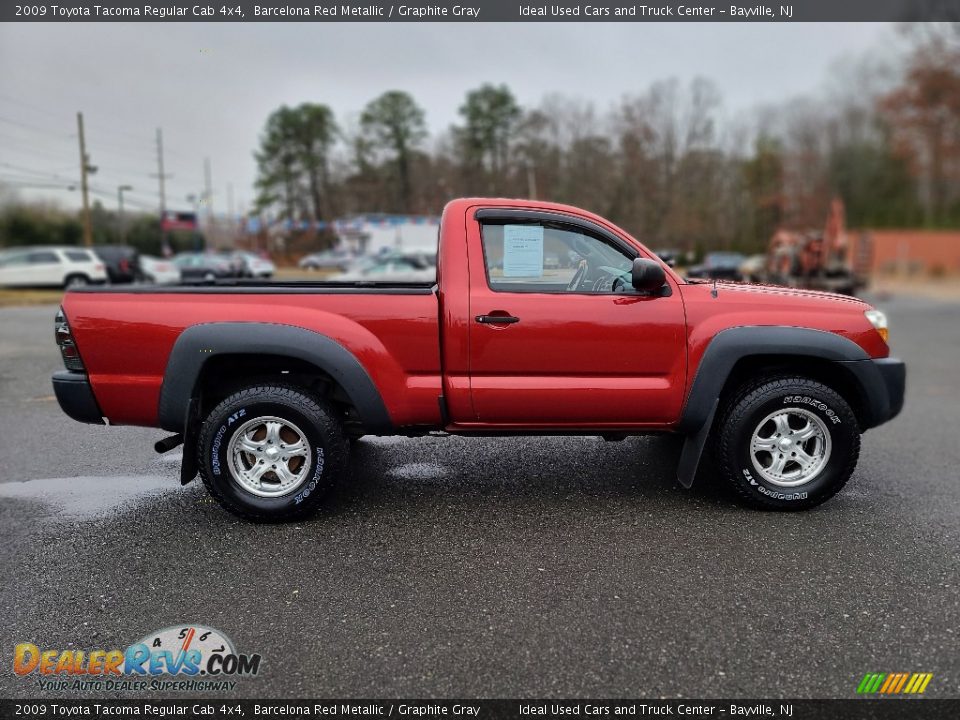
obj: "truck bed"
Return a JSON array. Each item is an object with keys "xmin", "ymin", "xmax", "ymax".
[{"xmin": 64, "ymin": 283, "xmax": 442, "ymax": 429}]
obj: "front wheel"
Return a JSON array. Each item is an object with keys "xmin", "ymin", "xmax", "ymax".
[
  {"xmin": 198, "ymin": 385, "xmax": 348, "ymax": 521},
  {"xmin": 714, "ymin": 377, "xmax": 860, "ymax": 510}
]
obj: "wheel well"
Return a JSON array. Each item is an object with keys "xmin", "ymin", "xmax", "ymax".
[
  {"xmin": 192, "ymin": 353, "xmax": 364, "ymax": 437},
  {"xmin": 719, "ymin": 355, "xmax": 869, "ymax": 428}
]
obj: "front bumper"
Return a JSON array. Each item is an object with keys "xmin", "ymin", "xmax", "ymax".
[
  {"xmin": 839, "ymin": 357, "xmax": 906, "ymax": 430},
  {"xmin": 52, "ymin": 370, "xmax": 104, "ymax": 424}
]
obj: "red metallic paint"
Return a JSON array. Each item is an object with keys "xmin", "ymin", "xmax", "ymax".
[{"xmin": 64, "ymin": 198, "xmax": 890, "ymax": 433}]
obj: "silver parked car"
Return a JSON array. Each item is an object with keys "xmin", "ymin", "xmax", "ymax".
[{"xmin": 299, "ymin": 249, "xmax": 355, "ymax": 271}]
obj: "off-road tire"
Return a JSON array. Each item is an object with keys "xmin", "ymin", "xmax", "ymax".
[
  {"xmin": 198, "ymin": 384, "xmax": 348, "ymax": 521},
  {"xmin": 715, "ymin": 376, "xmax": 860, "ymax": 510}
]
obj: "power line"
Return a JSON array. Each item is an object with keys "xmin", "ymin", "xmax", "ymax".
[
  {"xmin": 0, "ymin": 142, "xmax": 82, "ymax": 167},
  {"xmin": 0, "ymin": 178, "xmax": 77, "ymax": 191},
  {"xmin": 0, "ymin": 171, "xmax": 74, "ymax": 185},
  {"xmin": 0, "ymin": 162, "xmax": 77, "ymax": 181},
  {"xmin": 0, "ymin": 114, "xmax": 74, "ymax": 140},
  {"xmin": 87, "ymin": 185, "xmax": 157, "ymax": 211},
  {"xmin": 0, "ymin": 93, "xmax": 167, "ymax": 147},
  {"xmin": 0, "ymin": 107, "xmax": 187, "ymax": 171},
  {"xmin": 0, "ymin": 93, "xmax": 67, "ymax": 121}
]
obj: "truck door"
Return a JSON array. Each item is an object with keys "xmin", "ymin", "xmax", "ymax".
[{"xmin": 465, "ymin": 210, "xmax": 687, "ymax": 427}]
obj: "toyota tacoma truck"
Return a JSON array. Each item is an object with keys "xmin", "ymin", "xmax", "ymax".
[{"xmin": 51, "ymin": 198, "xmax": 905, "ymax": 520}]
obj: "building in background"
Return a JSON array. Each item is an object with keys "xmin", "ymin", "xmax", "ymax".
[
  {"xmin": 852, "ymin": 230, "xmax": 960, "ymax": 276},
  {"xmin": 335, "ymin": 214, "xmax": 439, "ymax": 256}
]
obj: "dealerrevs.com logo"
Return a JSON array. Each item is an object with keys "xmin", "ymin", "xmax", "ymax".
[{"xmin": 14, "ymin": 625, "xmax": 262, "ymax": 692}]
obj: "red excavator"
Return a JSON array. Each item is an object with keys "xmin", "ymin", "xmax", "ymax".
[{"xmin": 755, "ymin": 198, "xmax": 872, "ymax": 295}]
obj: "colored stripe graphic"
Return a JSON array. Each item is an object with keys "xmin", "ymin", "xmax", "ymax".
[
  {"xmin": 892, "ymin": 673, "xmax": 909, "ymax": 693},
  {"xmin": 857, "ymin": 672, "xmax": 933, "ymax": 694}
]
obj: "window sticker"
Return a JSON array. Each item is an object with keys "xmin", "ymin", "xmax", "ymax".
[{"xmin": 502, "ymin": 224, "xmax": 544, "ymax": 277}]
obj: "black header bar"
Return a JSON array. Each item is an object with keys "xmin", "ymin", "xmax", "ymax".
[{"xmin": 3, "ymin": 0, "xmax": 959, "ymax": 23}]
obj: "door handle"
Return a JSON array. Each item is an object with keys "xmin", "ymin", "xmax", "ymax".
[{"xmin": 475, "ymin": 314, "xmax": 520, "ymax": 325}]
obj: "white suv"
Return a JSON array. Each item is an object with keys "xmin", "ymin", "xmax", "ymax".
[{"xmin": 0, "ymin": 247, "xmax": 108, "ymax": 288}]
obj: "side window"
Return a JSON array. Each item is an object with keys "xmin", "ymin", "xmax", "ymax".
[
  {"xmin": 28, "ymin": 251, "xmax": 60, "ymax": 264},
  {"xmin": 0, "ymin": 251, "xmax": 31, "ymax": 267},
  {"xmin": 65, "ymin": 251, "xmax": 92, "ymax": 262},
  {"xmin": 480, "ymin": 222, "xmax": 634, "ymax": 293}
]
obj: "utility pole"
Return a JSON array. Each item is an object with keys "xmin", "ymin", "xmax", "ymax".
[
  {"xmin": 203, "ymin": 157, "xmax": 220, "ymax": 247},
  {"xmin": 117, "ymin": 184, "xmax": 132, "ymax": 245},
  {"xmin": 203, "ymin": 158, "xmax": 213, "ymax": 214},
  {"xmin": 226, "ymin": 181, "xmax": 236, "ymax": 245},
  {"xmin": 151, "ymin": 128, "xmax": 173, "ymax": 255},
  {"xmin": 76, "ymin": 112, "xmax": 94, "ymax": 247}
]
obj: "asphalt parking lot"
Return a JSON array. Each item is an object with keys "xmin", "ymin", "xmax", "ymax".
[{"xmin": 1, "ymin": 294, "xmax": 958, "ymax": 699}]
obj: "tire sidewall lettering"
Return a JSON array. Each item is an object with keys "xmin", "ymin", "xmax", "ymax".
[
  {"xmin": 728, "ymin": 385, "xmax": 857, "ymax": 507},
  {"xmin": 211, "ymin": 408, "xmax": 250, "ymax": 476},
  {"xmin": 208, "ymin": 401, "xmax": 330, "ymax": 505},
  {"xmin": 198, "ymin": 387, "xmax": 347, "ymax": 521},
  {"xmin": 211, "ymin": 424, "xmax": 228, "ymax": 476},
  {"xmin": 294, "ymin": 447, "xmax": 326, "ymax": 505},
  {"xmin": 738, "ymin": 398, "xmax": 832, "ymax": 501},
  {"xmin": 783, "ymin": 395, "xmax": 841, "ymax": 424}
]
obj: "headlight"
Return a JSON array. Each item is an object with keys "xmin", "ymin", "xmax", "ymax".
[{"xmin": 864, "ymin": 309, "xmax": 889, "ymax": 343}]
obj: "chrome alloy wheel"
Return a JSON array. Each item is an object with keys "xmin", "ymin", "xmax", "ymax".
[
  {"xmin": 749, "ymin": 408, "xmax": 832, "ymax": 487},
  {"xmin": 226, "ymin": 415, "xmax": 312, "ymax": 497}
]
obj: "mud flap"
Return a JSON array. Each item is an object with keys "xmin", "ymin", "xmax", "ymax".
[
  {"xmin": 676, "ymin": 398, "xmax": 718, "ymax": 489},
  {"xmin": 180, "ymin": 398, "xmax": 199, "ymax": 485}
]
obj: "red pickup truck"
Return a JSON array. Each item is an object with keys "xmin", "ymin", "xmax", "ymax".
[{"xmin": 52, "ymin": 198, "xmax": 904, "ymax": 520}]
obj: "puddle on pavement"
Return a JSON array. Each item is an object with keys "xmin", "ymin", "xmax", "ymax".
[
  {"xmin": 156, "ymin": 450, "xmax": 183, "ymax": 465},
  {"xmin": 0, "ymin": 475, "xmax": 182, "ymax": 520},
  {"xmin": 385, "ymin": 462, "xmax": 449, "ymax": 481},
  {"xmin": 363, "ymin": 436, "xmax": 408, "ymax": 446}
]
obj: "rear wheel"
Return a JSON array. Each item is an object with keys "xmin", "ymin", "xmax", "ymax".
[
  {"xmin": 198, "ymin": 384, "xmax": 348, "ymax": 521},
  {"xmin": 715, "ymin": 376, "xmax": 860, "ymax": 510},
  {"xmin": 64, "ymin": 274, "xmax": 89, "ymax": 288}
]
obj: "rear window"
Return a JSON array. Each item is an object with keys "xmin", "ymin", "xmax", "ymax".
[{"xmin": 65, "ymin": 251, "xmax": 93, "ymax": 262}]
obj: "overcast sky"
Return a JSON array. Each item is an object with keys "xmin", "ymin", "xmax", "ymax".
[{"xmin": 0, "ymin": 22, "xmax": 894, "ymax": 216}]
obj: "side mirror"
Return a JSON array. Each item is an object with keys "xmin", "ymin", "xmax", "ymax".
[{"xmin": 631, "ymin": 257, "xmax": 666, "ymax": 293}]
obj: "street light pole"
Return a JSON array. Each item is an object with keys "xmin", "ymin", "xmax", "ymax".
[{"xmin": 117, "ymin": 184, "xmax": 133, "ymax": 245}]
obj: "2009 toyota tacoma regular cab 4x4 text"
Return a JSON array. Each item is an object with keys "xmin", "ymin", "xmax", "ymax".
[{"xmin": 51, "ymin": 198, "xmax": 905, "ymax": 520}]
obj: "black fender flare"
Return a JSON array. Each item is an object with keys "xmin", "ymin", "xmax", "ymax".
[
  {"xmin": 675, "ymin": 326, "xmax": 872, "ymax": 488},
  {"xmin": 157, "ymin": 322, "xmax": 393, "ymax": 435}
]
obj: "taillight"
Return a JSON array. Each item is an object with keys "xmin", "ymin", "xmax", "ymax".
[{"xmin": 55, "ymin": 307, "xmax": 85, "ymax": 372}]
